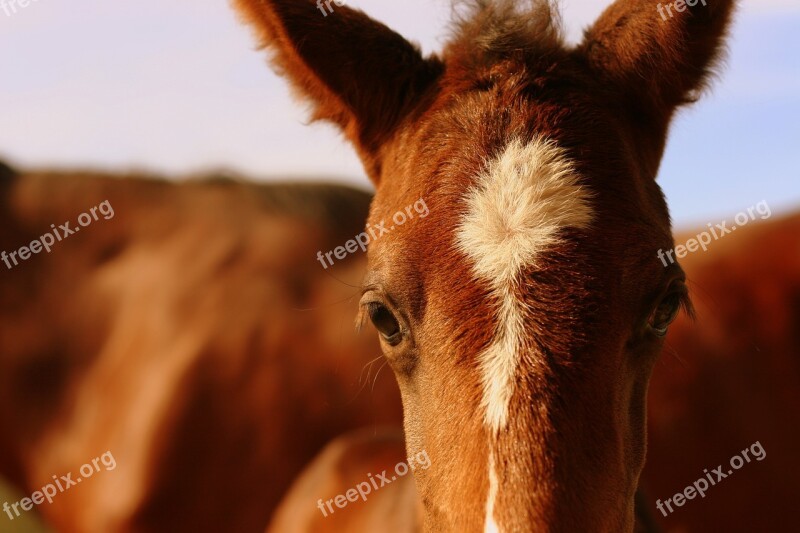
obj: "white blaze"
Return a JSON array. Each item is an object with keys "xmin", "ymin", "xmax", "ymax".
[{"xmin": 455, "ymin": 137, "xmax": 594, "ymax": 531}]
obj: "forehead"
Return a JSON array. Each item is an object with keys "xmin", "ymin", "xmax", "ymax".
[
  {"xmin": 454, "ymin": 136, "xmax": 592, "ymax": 286},
  {"xmin": 371, "ymin": 57, "xmax": 671, "ymax": 242},
  {"xmin": 365, "ymin": 53, "xmax": 674, "ymax": 323},
  {"xmin": 367, "ymin": 111, "xmax": 672, "ymax": 312},
  {"xmin": 367, "ymin": 130, "xmax": 597, "ymax": 308},
  {"xmin": 381, "ymin": 56, "xmax": 637, "ymax": 203}
]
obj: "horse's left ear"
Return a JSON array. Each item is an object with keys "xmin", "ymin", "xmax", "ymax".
[
  {"xmin": 234, "ymin": 0, "xmax": 443, "ymax": 181},
  {"xmin": 579, "ymin": 0, "xmax": 736, "ymax": 119}
]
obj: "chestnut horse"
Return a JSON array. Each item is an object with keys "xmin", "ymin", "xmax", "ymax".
[{"xmin": 235, "ymin": 0, "xmax": 736, "ymax": 530}]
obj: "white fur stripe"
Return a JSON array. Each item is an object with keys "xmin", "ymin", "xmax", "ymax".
[
  {"xmin": 484, "ymin": 452, "xmax": 500, "ymax": 532},
  {"xmin": 456, "ymin": 137, "xmax": 593, "ymax": 432},
  {"xmin": 458, "ymin": 137, "xmax": 593, "ymax": 531},
  {"xmin": 477, "ymin": 281, "xmax": 525, "ymax": 433}
]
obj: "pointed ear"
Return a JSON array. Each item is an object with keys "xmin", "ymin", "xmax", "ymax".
[
  {"xmin": 580, "ymin": 0, "xmax": 736, "ymax": 116},
  {"xmin": 233, "ymin": 0, "xmax": 443, "ymax": 181}
]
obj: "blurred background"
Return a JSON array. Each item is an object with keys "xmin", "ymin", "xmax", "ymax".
[
  {"xmin": 0, "ymin": 1, "xmax": 797, "ymax": 532},
  {"xmin": 0, "ymin": 0, "xmax": 798, "ymax": 226}
]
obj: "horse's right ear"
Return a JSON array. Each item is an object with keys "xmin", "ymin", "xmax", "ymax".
[
  {"xmin": 234, "ymin": 0, "xmax": 443, "ymax": 181},
  {"xmin": 580, "ymin": 0, "xmax": 736, "ymax": 121}
]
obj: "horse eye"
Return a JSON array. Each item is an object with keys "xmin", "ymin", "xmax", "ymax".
[
  {"xmin": 367, "ymin": 303, "xmax": 402, "ymax": 344},
  {"xmin": 649, "ymin": 292, "xmax": 682, "ymax": 337}
]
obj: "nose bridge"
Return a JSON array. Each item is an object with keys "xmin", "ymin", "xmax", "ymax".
[
  {"xmin": 482, "ymin": 340, "xmax": 645, "ymax": 532},
  {"xmin": 485, "ymin": 394, "xmax": 557, "ymax": 531}
]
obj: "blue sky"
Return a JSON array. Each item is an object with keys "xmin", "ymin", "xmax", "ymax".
[{"xmin": 0, "ymin": 0, "xmax": 797, "ymax": 229}]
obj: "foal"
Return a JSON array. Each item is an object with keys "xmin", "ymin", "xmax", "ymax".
[{"xmin": 235, "ymin": 0, "xmax": 735, "ymax": 530}]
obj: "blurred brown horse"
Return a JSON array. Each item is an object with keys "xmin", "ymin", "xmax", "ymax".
[{"xmin": 0, "ymin": 162, "xmax": 400, "ymax": 532}]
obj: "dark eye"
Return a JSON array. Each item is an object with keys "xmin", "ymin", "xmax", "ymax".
[
  {"xmin": 367, "ymin": 302, "xmax": 402, "ymax": 345},
  {"xmin": 649, "ymin": 291, "xmax": 683, "ymax": 337}
]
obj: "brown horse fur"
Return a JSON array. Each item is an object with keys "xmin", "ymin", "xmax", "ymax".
[
  {"xmin": 235, "ymin": 0, "xmax": 737, "ymax": 530},
  {"xmin": 0, "ymin": 165, "xmax": 401, "ymax": 532}
]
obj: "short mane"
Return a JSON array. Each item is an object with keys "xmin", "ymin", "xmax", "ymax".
[{"xmin": 446, "ymin": 0, "xmax": 563, "ymax": 63}]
